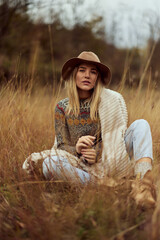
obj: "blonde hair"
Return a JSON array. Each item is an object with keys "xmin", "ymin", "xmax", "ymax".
[{"xmin": 65, "ymin": 67, "xmax": 103, "ymax": 120}]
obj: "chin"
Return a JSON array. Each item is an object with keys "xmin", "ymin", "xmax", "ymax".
[
  {"xmin": 81, "ymin": 86, "xmax": 94, "ymax": 91},
  {"xmin": 77, "ymin": 86, "xmax": 94, "ymax": 95}
]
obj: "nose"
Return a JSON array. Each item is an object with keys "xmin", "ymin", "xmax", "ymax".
[{"xmin": 85, "ymin": 69, "xmax": 90, "ymax": 78}]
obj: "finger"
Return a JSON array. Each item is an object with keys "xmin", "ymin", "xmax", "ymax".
[
  {"xmin": 85, "ymin": 159, "xmax": 96, "ymax": 164},
  {"xmin": 84, "ymin": 151, "xmax": 96, "ymax": 156},
  {"xmin": 85, "ymin": 136, "xmax": 96, "ymax": 144},
  {"xmin": 86, "ymin": 135, "xmax": 96, "ymax": 140},
  {"xmin": 81, "ymin": 136, "xmax": 96, "ymax": 143},
  {"xmin": 81, "ymin": 152, "xmax": 96, "ymax": 158},
  {"xmin": 79, "ymin": 138, "xmax": 93, "ymax": 147},
  {"xmin": 82, "ymin": 154, "xmax": 96, "ymax": 159},
  {"xmin": 78, "ymin": 143, "xmax": 89, "ymax": 149},
  {"xmin": 82, "ymin": 153, "xmax": 96, "ymax": 158},
  {"xmin": 81, "ymin": 149, "xmax": 96, "ymax": 154},
  {"xmin": 81, "ymin": 151, "xmax": 96, "ymax": 156}
]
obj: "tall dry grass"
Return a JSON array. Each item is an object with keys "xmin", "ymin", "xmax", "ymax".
[{"xmin": 0, "ymin": 77, "xmax": 160, "ymax": 240}]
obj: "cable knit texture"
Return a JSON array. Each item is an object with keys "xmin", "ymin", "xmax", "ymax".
[{"xmin": 22, "ymin": 88, "xmax": 133, "ymax": 179}]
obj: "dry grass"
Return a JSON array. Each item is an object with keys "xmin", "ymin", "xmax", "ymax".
[{"xmin": 0, "ymin": 81, "xmax": 160, "ymax": 240}]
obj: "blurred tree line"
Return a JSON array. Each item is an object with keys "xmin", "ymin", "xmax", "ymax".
[{"xmin": 0, "ymin": 0, "xmax": 160, "ymax": 87}]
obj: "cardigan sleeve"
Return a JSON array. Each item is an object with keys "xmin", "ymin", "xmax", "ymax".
[
  {"xmin": 55, "ymin": 105, "xmax": 77, "ymax": 156},
  {"xmin": 118, "ymin": 94, "xmax": 128, "ymax": 128}
]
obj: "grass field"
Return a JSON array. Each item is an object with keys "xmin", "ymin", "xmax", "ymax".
[{"xmin": 0, "ymin": 82, "xmax": 160, "ymax": 240}]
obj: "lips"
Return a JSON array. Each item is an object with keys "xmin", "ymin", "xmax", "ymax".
[{"xmin": 82, "ymin": 81, "xmax": 90, "ymax": 85}]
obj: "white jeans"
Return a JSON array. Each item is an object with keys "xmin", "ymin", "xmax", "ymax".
[{"xmin": 43, "ymin": 119, "xmax": 153, "ymax": 183}]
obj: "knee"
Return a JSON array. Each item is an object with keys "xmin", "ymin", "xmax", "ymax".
[
  {"xmin": 43, "ymin": 157, "xmax": 51, "ymax": 170},
  {"xmin": 42, "ymin": 157, "xmax": 51, "ymax": 178},
  {"xmin": 133, "ymin": 119, "xmax": 151, "ymax": 132},
  {"xmin": 43, "ymin": 155, "xmax": 59, "ymax": 166},
  {"xmin": 42, "ymin": 156, "xmax": 57, "ymax": 179}
]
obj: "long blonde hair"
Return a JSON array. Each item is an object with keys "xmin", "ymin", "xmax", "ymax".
[{"xmin": 65, "ymin": 67, "xmax": 103, "ymax": 120}]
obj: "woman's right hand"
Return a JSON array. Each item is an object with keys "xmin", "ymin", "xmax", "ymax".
[{"xmin": 76, "ymin": 135, "xmax": 96, "ymax": 154}]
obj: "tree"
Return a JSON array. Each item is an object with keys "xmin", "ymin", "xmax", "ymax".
[{"xmin": 0, "ymin": 0, "xmax": 31, "ymax": 41}]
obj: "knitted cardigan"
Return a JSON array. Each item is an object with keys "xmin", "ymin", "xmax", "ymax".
[{"xmin": 22, "ymin": 88, "xmax": 133, "ymax": 179}]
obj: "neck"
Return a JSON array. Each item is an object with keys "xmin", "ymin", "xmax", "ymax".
[{"xmin": 77, "ymin": 88, "xmax": 93, "ymax": 99}]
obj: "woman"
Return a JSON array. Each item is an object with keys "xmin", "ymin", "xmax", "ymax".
[{"xmin": 23, "ymin": 51, "xmax": 153, "ymax": 187}]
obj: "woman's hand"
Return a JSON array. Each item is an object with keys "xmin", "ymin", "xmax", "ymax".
[
  {"xmin": 76, "ymin": 135, "xmax": 95, "ymax": 154},
  {"xmin": 81, "ymin": 148, "xmax": 96, "ymax": 164}
]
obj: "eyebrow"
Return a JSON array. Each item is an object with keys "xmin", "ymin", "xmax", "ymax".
[{"xmin": 78, "ymin": 66, "xmax": 98, "ymax": 71}]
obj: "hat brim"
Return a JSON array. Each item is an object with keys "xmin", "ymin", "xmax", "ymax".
[{"xmin": 62, "ymin": 57, "xmax": 111, "ymax": 85}]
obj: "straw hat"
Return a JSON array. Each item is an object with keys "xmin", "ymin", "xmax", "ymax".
[{"xmin": 62, "ymin": 51, "xmax": 111, "ymax": 85}]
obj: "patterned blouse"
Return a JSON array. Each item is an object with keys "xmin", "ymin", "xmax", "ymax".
[{"xmin": 55, "ymin": 98, "xmax": 102, "ymax": 162}]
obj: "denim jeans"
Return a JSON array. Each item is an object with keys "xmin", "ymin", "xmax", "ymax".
[{"xmin": 42, "ymin": 119, "xmax": 153, "ymax": 183}]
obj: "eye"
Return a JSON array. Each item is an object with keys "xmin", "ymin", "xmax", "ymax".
[
  {"xmin": 78, "ymin": 68, "xmax": 85, "ymax": 72},
  {"xmin": 91, "ymin": 70, "xmax": 98, "ymax": 75}
]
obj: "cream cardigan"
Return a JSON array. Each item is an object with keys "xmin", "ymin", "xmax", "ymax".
[{"xmin": 22, "ymin": 88, "xmax": 133, "ymax": 179}]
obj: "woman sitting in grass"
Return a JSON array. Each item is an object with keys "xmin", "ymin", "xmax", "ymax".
[{"xmin": 23, "ymin": 51, "xmax": 156, "ymax": 207}]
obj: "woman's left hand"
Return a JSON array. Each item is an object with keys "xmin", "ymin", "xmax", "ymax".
[{"xmin": 81, "ymin": 148, "xmax": 96, "ymax": 164}]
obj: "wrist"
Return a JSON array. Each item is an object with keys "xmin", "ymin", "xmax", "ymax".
[{"xmin": 76, "ymin": 145, "xmax": 81, "ymax": 154}]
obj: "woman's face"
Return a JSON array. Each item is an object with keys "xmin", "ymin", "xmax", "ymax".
[{"xmin": 76, "ymin": 63, "xmax": 99, "ymax": 93}]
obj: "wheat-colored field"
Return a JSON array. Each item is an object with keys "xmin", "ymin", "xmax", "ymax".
[{"xmin": 0, "ymin": 82, "xmax": 160, "ymax": 240}]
